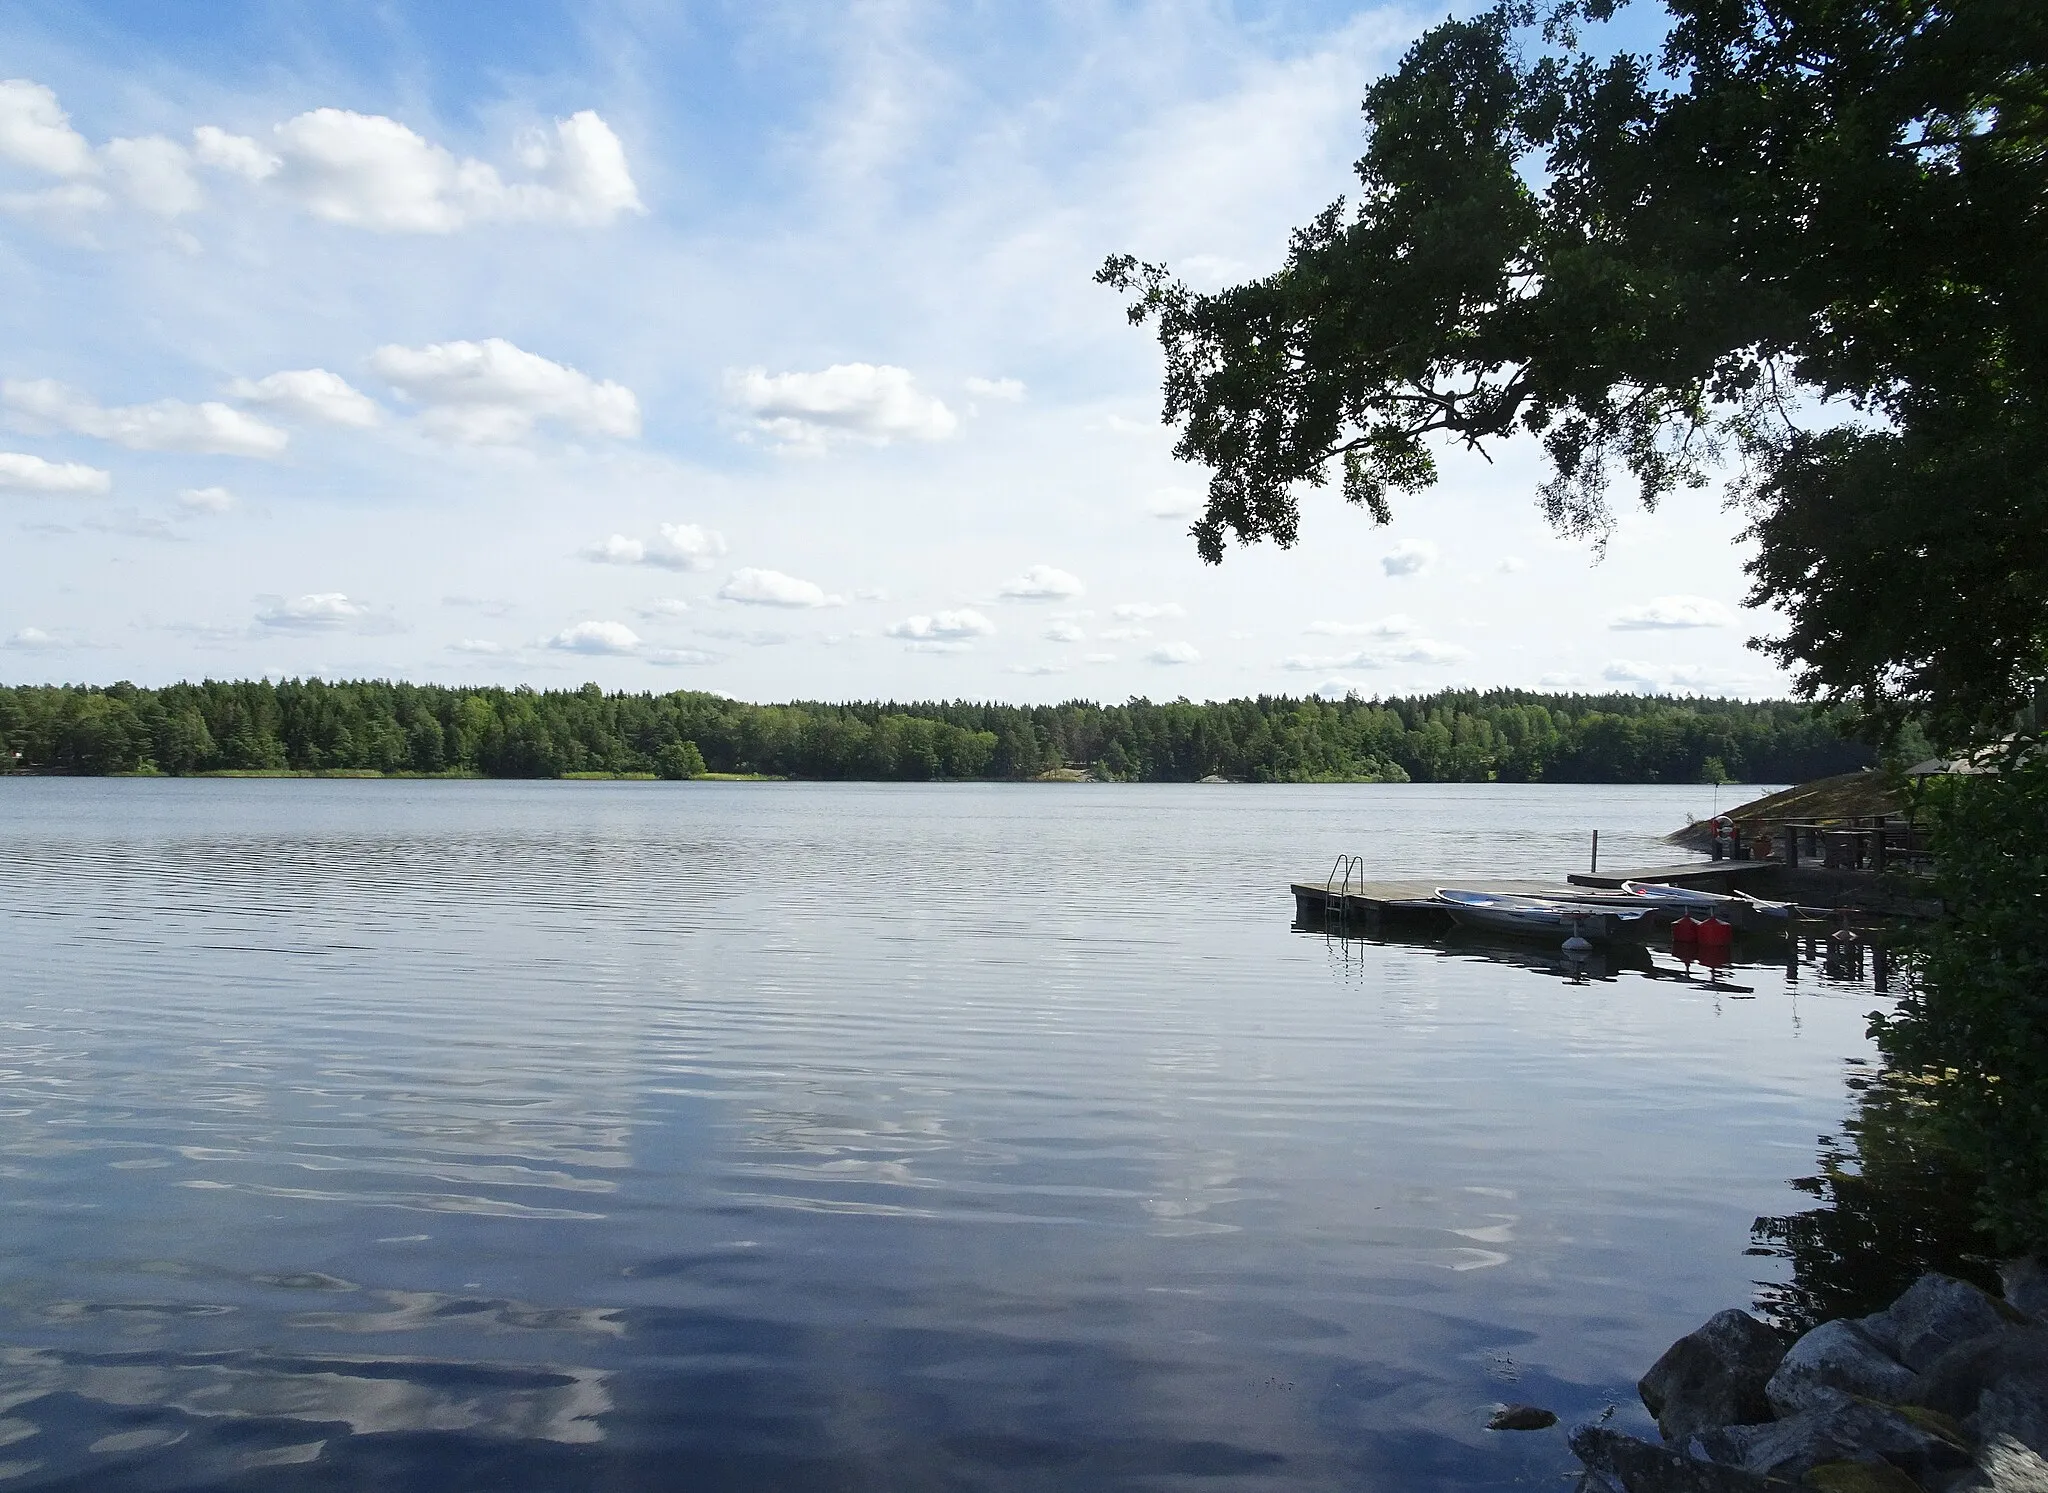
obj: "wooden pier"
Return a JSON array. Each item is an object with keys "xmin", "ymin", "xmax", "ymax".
[{"xmin": 1291, "ymin": 860, "xmax": 1781, "ymax": 935}]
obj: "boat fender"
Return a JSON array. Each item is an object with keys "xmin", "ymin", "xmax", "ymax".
[{"xmin": 1697, "ymin": 914, "xmax": 1733, "ymax": 968}]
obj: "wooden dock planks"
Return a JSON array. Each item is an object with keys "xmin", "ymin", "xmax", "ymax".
[{"xmin": 1291, "ymin": 860, "xmax": 1784, "ymax": 934}]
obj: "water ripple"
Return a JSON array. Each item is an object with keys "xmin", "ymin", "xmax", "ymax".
[{"xmin": 0, "ymin": 779, "xmax": 1888, "ymax": 1490}]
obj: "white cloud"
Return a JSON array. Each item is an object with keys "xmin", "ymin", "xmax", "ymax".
[
  {"xmin": 103, "ymin": 135, "xmax": 201, "ymax": 217},
  {"xmin": 718, "ymin": 567, "xmax": 842, "ymax": 608},
  {"xmin": 582, "ymin": 522, "xmax": 724, "ymax": 570},
  {"xmin": 646, "ymin": 646, "xmax": 718, "ymax": 666},
  {"xmin": 583, "ymin": 534, "xmax": 645, "ymax": 565},
  {"xmin": 1083, "ymin": 652, "xmax": 1117, "ymax": 664},
  {"xmin": 636, "ymin": 598, "xmax": 692, "ymax": 619},
  {"xmin": 1314, "ymin": 677, "xmax": 1365, "ymax": 699},
  {"xmin": 83, "ymin": 507, "xmax": 181, "ymax": 541},
  {"xmin": 1382, "ymin": 539, "xmax": 1438, "ymax": 577},
  {"xmin": 1281, "ymin": 639, "xmax": 1471, "ymax": 670},
  {"xmin": 697, "ymin": 626, "xmax": 791, "ymax": 647},
  {"xmin": 0, "ymin": 80, "xmax": 96, "ymax": 177},
  {"xmin": 192, "ymin": 125, "xmax": 278, "ymax": 181},
  {"xmin": 1043, "ymin": 621, "xmax": 1085, "ymax": 643},
  {"xmin": 1603, "ymin": 660, "xmax": 1675, "ymax": 692},
  {"xmin": 4, "ymin": 626, "xmax": 73, "ymax": 650},
  {"xmin": 205, "ymin": 108, "xmax": 642, "ymax": 233},
  {"xmin": 1147, "ymin": 641, "xmax": 1200, "ymax": 665},
  {"xmin": 0, "ymin": 180, "xmax": 110, "ymax": 227},
  {"xmin": 228, "ymin": 369, "xmax": 382, "ymax": 427},
  {"xmin": 727, "ymin": 363, "xmax": 957, "ymax": 447},
  {"xmin": 1100, "ymin": 626, "xmax": 1152, "ymax": 641},
  {"xmin": 1498, "ymin": 557, "xmax": 1527, "ymax": 574},
  {"xmin": 1601, "ymin": 659, "xmax": 1759, "ymax": 694},
  {"xmin": 371, "ymin": 338, "xmax": 639, "ymax": 443},
  {"xmin": 444, "ymin": 595, "xmax": 518, "ymax": 617},
  {"xmin": 885, "ymin": 608, "xmax": 994, "ymax": 643},
  {"xmin": 1609, "ymin": 594, "xmax": 1736, "ymax": 630},
  {"xmin": 1306, "ymin": 614, "xmax": 1417, "ymax": 638},
  {"xmin": 266, "ymin": 111, "xmax": 455, "ymax": 231},
  {"xmin": 647, "ymin": 524, "xmax": 724, "ymax": 570},
  {"xmin": 449, "ymin": 638, "xmax": 509, "ymax": 655},
  {"xmin": 255, "ymin": 592, "xmax": 378, "ymax": 631},
  {"xmin": 1008, "ymin": 662, "xmax": 1066, "ymax": 675},
  {"xmin": 176, "ymin": 486, "xmax": 235, "ymax": 513},
  {"xmin": 0, "ymin": 451, "xmax": 110, "ymax": 494},
  {"xmin": 0, "ymin": 81, "xmax": 201, "ymax": 220},
  {"xmin": 964, "ymin": 376, "xmax": 1025, "ymax": 401},
  {"xmin": 1111, "ymin": 601, "xmax": 1184, "ymax": 621},
  {"xmin": 546, "ymin": 619, "xmax": 640, "ymax": 654},
  {"xmin": 5, "ymin": 84, "xmax": 617, "ymax": 225},
  {"xmin": 1094, "ymin": 413, "xmax": 1156, "ymax": 438},
  {"xmin": 1386, "ymin": 641, "xmax": 1469, "ymax": 665},
  {"xmin": 1144, "ymin": 487, "xmax": 1201, "ymax": 519},
  {"xmin": 997, "ymin": 564, "xmax": 1083, "ymax": 601},
  {"xmin": 1, "ymin": 84, "xmax": 639, "ymax": 234},
  {"xmin": 3, "ymin": 379, "xmax": 287, "ymax": 457}
]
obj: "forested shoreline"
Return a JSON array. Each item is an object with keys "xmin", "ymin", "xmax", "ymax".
[{"xmin": 0, "ymin": 680, "xmax": 1872, "ymax": 784}]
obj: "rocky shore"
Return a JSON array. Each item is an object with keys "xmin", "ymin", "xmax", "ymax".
[{"xmin": 1569, "ymin": 1261, "xmax": 2047, "ymax": 1491}]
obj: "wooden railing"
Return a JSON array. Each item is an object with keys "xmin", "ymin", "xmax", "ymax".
[{"xmin": 1771, "ymin": 816, "xmax": 1935, "ymax": 875}]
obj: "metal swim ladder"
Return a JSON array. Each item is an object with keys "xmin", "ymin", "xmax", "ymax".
[{"xmin": 1324, "ymin": 854, "xmax": 1365, "ymax": 935}]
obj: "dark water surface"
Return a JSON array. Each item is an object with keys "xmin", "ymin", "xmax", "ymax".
[{"xmin": 0, "ymin": 780, "xmax": 1887, "ymax": 1490}]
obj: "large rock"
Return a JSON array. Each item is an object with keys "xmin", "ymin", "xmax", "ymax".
[
  {"xmin": 1909, "ymin": 1325, "xmax": 2048, "ymax": 1423},
  {"xmin": 1638, "ymin": 1309, "xmax": 1786, "ymax": 1440},
  {"xmin": 1801, "ymin": 1463, "xmax": 1927, "ymax": 1493},
  {"xmin": 1867, "ymin": 1274, "xmax": 2012, "ymax": 1372},
  {"xmin": 1569, "ymin": 1425, "xmax": 1781, "ymax": 1492},
  {"xmin": 1948, "ymin": 1433, "xmax": 2048, "ymax": 1493},
  {"xmin": 1978, "ymin": 1379, "xmax": 2048, "ymax": 1465},
  {"xmin": 1766, "ymin": 1318, "xmax": 1918, "ymax": 1417},
  {"xmin": 1907, "ymin": 1322, "xmax": 2048, "ymax": 1459},
  {"xmin": 1488, "ymin": 1403, "xmax": 1559, "ymax": 1431},
  {"xmin": 2003, "ymin": 1259, "xmax": 2048, "ymax": 1326},
  {"xmin": 1699, "ymin": 1389, "xmax": 1970, "ymax": 1486}
]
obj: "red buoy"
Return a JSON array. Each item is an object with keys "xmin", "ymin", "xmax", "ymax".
[
  {"xmin": 1697, "ymin": 914, "xmax": 1733, "ymax": 969},
  {"xmin": 1672, "ymin": 912, "xmax": 1701, "ymax": 953}
]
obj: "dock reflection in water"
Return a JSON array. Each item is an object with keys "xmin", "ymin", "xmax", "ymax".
[
  {"xmin": 1304, "ymin": 906, "xmax": 1898, "ymax": 1004},
  {"xmin": 0, "ymin": 780, "xmax": 1909, "ymax": 1491}
]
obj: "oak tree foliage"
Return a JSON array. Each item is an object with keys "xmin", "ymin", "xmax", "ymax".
[{"xmin": 1100, "ymin": 0, "xmax": 2047, "ymax": 744}]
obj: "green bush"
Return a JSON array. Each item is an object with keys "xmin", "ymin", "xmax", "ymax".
[
  {"xmin": 655, "ymin": 740, "xmax": 707, "ymax": 780},
  {"xmin": 1875, "ymin": 752, "xmax": 2048, "ymax": 1253}
]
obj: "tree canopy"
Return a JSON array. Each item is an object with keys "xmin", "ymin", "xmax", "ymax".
[
  {"xmin": 0, "ymin": 678, "xmax": 1870, "ymax": 785},
  {"xmin": 1100, "ymin": 0, "xmax": 2047, "ymax": 745}
]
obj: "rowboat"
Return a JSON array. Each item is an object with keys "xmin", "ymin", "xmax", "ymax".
[
  {"xmin": 1617, "ymin": 880, "xmax": 1794, "ymax": 920},
  {"xmin": 1433, "ymin": 888, "xmax": 1656, "ymax": 942}
]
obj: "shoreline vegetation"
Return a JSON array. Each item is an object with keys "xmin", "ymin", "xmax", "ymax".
[{"xmin": 0, "ymin": 679, "xmax": 1873, "ymax": 784}]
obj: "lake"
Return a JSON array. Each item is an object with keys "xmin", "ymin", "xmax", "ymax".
[{"xmin": 0, "ymin": 779, "xmax": 1891, "ymax": 1491}]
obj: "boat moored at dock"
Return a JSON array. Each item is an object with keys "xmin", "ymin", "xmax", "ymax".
[{"xmin": 1432, "ymin": 888, "xmax": 1657, "ymax": 943}]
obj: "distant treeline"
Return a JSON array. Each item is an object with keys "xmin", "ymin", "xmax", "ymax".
[{"xmin": 0, "ymin": 679, "xmax": 1874, "ymax": 784}]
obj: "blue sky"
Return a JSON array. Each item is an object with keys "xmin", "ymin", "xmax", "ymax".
[{"xmin": 0, "ymin": 0, "xmax": 1780, "ymax": 702}]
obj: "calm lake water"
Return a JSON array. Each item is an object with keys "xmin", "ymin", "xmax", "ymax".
[{"xmin": 0, "ymin": 780, "xmax": 1890, "ymax": 1491}]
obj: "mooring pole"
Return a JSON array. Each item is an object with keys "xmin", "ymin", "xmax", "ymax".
[{"xmin": 1590, "ymin": 829, "xmax": 1599, "ymax": 873}]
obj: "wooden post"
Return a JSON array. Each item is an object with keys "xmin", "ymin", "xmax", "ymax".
[
  {"xmin": 1590, "ymin": 829, "xmax": 1599, "ymax": 873},
  {"xmin": 1871, "ymin": 815, "xmax": 1888, "ymax": 874},
  {"xmin": 1782, "ymin": 821, "xmax": 1799, "ymax": 868}
]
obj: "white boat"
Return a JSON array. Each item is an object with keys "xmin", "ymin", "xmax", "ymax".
[
  {"xmin": 1617, "ymin": 880, "xmax": 1793, "ymax": 920},
  {"xmin": 1433, "ymin": 889, "xmax": 1655, "ymax": 942}
]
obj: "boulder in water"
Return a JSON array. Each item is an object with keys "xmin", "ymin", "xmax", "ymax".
[
  {"xmin": 1765, "ymin": 1318, "xmax": 1917, "ymax": 1417},
  {"xmin": 1637, "ymin": 1309, "xmax": 1786, "ymax": 1440}
]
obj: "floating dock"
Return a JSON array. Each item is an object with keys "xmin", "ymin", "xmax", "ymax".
[{"xmin": 1290, "ymin": 861, "xmax": 1782, "ymax": 935}]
